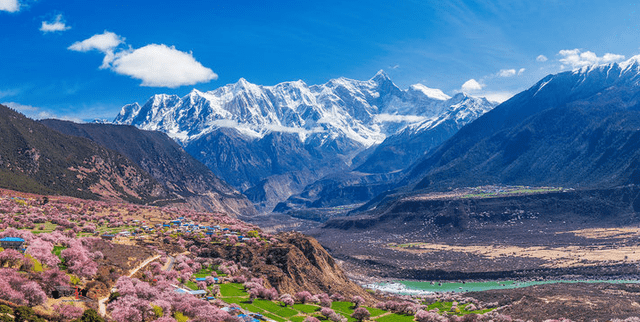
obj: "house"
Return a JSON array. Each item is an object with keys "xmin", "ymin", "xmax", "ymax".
[
  {"xmin": 0, "ymin": 237, "xmax": 25, "ymax": 250},
  {"xmin": 238, "ymin": 314, "xmax": 261, "ymax": 322},
  {"xmin": 249, "ymin": 313, "xmax": 267, "ymax": 321}
]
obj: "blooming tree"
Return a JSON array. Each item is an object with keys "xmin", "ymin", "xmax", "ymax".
[{"xmin": 351, "ymin": 307, "xmax": 370, "ymax": 322}]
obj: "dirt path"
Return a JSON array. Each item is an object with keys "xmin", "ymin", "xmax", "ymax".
[{"xmin": 98, "ymin": 254, "xmax": 161, "ymax": 316}]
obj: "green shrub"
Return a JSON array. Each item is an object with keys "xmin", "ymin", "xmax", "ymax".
[
  {"xmin": 173, "ymin": 312, "xmax": 188, "ymax": 322},
  {"xmin": 152, "ymin": 305, "xmax": 163, "ymax": 318},
  {"xmin": 77, "ymin": 309, "xmax": 105, "ymax": 322}
]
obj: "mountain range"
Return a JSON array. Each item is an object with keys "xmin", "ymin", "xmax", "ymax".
[
  {"xmin": 40, "ymin": 120, "xmax": 255, "ymax": 216},
  {"xmin": 335, "ymin": 56, "xmax": 640, "ymax": 219},
  {"xmin": 404, "ymin": 57, "xmax": 640, "ymax": 192},
  {"xmin": 0, "ymin": 104, "xmax": 254, "ymax": 216},
  {"xmin": 114, "ymin": 71, "xmax": 495, "ymax": 211},
  {"xmin": 0, "ymin": 104, "xmax": 163, "ymax": 204}
]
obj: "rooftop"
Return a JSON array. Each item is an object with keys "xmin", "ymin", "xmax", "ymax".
[{"xmin": 0, "ymin": 237, "xmax": 25, "ymax": 242}]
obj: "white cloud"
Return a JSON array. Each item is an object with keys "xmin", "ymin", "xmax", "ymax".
[
  {"xmin": 0, "ymin": 0, "xmax": 19, "ymax": 12},
  {"xmin": 518, "ymin": 68, "xmax": 525, "ymax": 75},
  {"xmin": 108, "ymin": 44, "xmax": 217, "ymax": 88},
  {"xmin": 68, "ymin": 31, "xmax": 124, "ymax": 53},
  {"xmin": 69, "ymin": 32, "xmax": 217, "ymax": 88},
  {"xmin": 374, "ymin": 114, "xmax": 427, "ymax": 123},
  {"xmin": 536, "ymin": 55, "xmax": 548, "ymax": 62},
  {"xmin": 461, "ymin": 79, "xmax": 484, "ymax": 92},
  {"xmin": 0, "ymin": 88, "xmax": 20, "ymax": 99},
  {"xmin": 40, "ymin": 14, "xmax": 71, "ymax": 33},
  {"xmin": 558, "ymin": 49, "xmax": 625, "ymax": 70},
  {"xmin": 498, "ymin": 69, "xmax": 516, "ymax": 77}
]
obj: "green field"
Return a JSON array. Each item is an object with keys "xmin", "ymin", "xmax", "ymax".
[
  {"xmin": 215, "ymin": 283, "xmax": 493, "ymax": 321},
  {"xmin": 31, "ymin": 221, "xmax": 58, "ymax": 234}
]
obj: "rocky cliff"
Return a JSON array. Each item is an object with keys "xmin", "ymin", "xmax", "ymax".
[{"xmin": 200, "ymin": 232, "xmax": 373, "ymax": 300}]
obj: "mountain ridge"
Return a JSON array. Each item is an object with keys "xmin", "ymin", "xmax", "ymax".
[
  {"xmin": 0, "ymin": 104, "xmax": 166, "ymax": 204},
  {"xmin": 114, "ymin": 72, "xmax": 495, "ymax": 211},
  {"xmin": 40, "ymin": 119, "xmax": 256, "ymax": 217}
]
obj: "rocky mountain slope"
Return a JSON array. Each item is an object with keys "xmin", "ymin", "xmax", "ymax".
[
  {"xmin": 40, "ymin": 119, "xmax": 256, "ymax": 217},
  {"xmin": 0, "ymin": 104, "xmax": 165, "ymax": 204},
  {"xmin": 273, "ymin": 92, "xmax": 493, "ymax": 216},
  {"xmin": 399, "ymin": 56, "xmax": 640, "ymax": 193},
  {"xmin": 114, "ymin": 71, "xmax": 495, "ymax": 211},
  {"xmin": 199, "ymin": 231, "xmax": 373, "ymax": 299}
]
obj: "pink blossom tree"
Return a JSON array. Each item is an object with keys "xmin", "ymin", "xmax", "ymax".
[
  {"xmin": 39, "ymin": 268, "xmax": 71, "ymax": 295},
  {"xmin": 26, "ymin": 239, "xmax": 60, "ymax": 268},
  {"xmin": 352, "ymin": 295, "xmax": 365, "ymax": 308},
  {"xmin": 53, "ymin": 304, "xmax": 84, "ymax": 321},
  {"xmin": 295, "ymin": 291, "xmax": 313, "ymax": 303},
  {"xmin": 351, "ymin": 307, "xmax": 370, "ymax": 321},
  {"xmin": 415, "ymin": 310, "xmax": 448, "ymax": 322}
]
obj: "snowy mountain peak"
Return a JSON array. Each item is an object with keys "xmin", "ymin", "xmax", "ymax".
[
  {"xmin": 371, "ymin": 70, "xmax": 391, "ymax": 83},
  {"xmin": 114, "ymin": 72, "xmax": 495, "ymax": 149}
]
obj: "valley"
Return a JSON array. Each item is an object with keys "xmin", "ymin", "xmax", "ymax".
[
  {"xmin": 5, "ymin": 51, "xmax": 640, "ymax": 322},
  {"xmin": 312, "ymin": 186, "xmax": 640, "ymax": 281},
  {"xmin": 7, "ymin": 1, "xmax": 640, "ymax": 321}
]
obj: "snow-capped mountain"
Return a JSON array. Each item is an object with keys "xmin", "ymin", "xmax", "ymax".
[
  {"xmin": 115, "ymin": 71, "xmax": 461, "ymax": 148},
  {"xmin": 355, "ymin": 93, "xmax": 494, "ymax": 173},
  {"xmin": 114, "ymin": 71, "xmax": 495, "ymax": 212},
  {"xmin": 400, "ymin": 55, "xmax": 640, "ymax": 193}
]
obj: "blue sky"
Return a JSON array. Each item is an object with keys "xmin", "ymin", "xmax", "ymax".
[{"xmin": 2, "ymin": 0, "xmax": 640, "ymax": 122}]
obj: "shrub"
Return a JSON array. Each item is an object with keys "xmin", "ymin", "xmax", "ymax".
[
  {"xmin": 0, "ymin": 305, "xmax": 12, "ymax": 314},
  {"xmin": 78, "ymin": 309, "xmax": 105, "ymax": 322},
  {"xmin": 173, "ymin": 312, "xmax": 188, "ymax": 322}
]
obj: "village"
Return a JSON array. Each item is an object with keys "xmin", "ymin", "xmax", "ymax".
[{"xmin": 0, "ymin": 189, "xmax": 504, "ymax": 322}]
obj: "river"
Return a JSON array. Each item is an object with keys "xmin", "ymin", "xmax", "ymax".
[{"xmin": 365, "ymin": 279, "xmax": 640, "ymax": 295}]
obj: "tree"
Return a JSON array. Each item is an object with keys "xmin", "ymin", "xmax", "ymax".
[
  {"xmin": 352, "ymin": 295, "xmax": 365, "ymax": 308},
  {"xmin": 26, "ymin": 239, "xmax": 60, "ymax": 268},
  {"xmin": 320, "ymin": 307, "xmax": 335, "ymax": 319},
  {"xmin": 316, "ymin": 293, "xmax": 332, "ymax": 308},
  {"xmin": 78, "ymin": 309, "xmax": 105, "ymax": 322},
  {"xmin": 281, "ymin": 296, "xmax": 294, "ymax": 307},
  {"xmin": 0, "ymin": 249, "xmax": 26, "ymax": 268},
  {"xmin": 330, "ymin": 293, "xmax": 345, "ymax": 302},
  {"xmin": 351, "ymin": 307, "xmax": 370, "ymax": 322},
  {"xmin": 415, "ymin": 310, "xmax": 448, "ymax": 322},
  {"xmin": 14, "ymin": 306, "xmax": 45, "ymax": 322},
  {"xmin": 60, "ymin": 244, "xmax": 97, "ymax": 278},
  {"xmin": 21, "ymin": 281, "xmax": 47, "ymax": 306},
  {"xmin": 53, "ymin": 304, "xmax": 84, "ymax": 321},
  {"xmin": 295, "ymin": 291, "xmax": 312, "ymax": 303}
]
